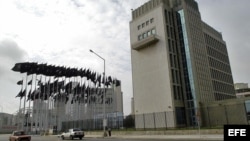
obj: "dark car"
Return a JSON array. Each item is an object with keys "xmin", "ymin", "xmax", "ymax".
[{"xmin": 9, "ymin": 130, "xmax": 31, "ymax": 141}]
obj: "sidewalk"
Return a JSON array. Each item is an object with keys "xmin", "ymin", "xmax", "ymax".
[
  {"xmin": 85, "ymin": 134, "xmax": 224, "ymax": 140},
  {"xmin": 83, "ymin": 129, "xmax": 224, "ymax": 140}
]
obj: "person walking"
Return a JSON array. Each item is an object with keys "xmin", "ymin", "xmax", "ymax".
[{"xmin": 108, "ymin": 127, "xmax": 111, "ymax": 137}]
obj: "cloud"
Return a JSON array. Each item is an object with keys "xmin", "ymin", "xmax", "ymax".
[
  {"xmin": 0, "ymin": 0, "xmax": 151, "ymax": 115},
  {"xmin": 3, "ymin": 0, "xmax": 249, "ymax": 116},
  {"xmin": 0, "ymin": 39, "xmax": 28, "ymax": 114},
  {"xmin": 0, "ymin": 39, "xmax": 27, "ymax": 79}
]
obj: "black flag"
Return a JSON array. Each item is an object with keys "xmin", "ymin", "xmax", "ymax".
[
  {"xmin": 17, "ymin": 80, "xmax": 23, "ymax": 85},
  {"xmin": 28, "ymin": 80, "xmax": 32, "ymax": 85},
  {"xmin": 11, "ymin": 62, "xmax": 30, "ymax": 73}
]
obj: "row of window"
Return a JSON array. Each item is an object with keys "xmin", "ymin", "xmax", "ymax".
[
  {"xmin": 137, "ymin": 28, "xmax": 156, "ymax": 41},
  {"xmin": 137, "ymin": 18, "xmax": 154, "ymax": 30},
  {"xmin": 173, "ymin": 85, "xmax": 183, "ymax": 100},
  {"xmin": 205, "ymin": 34, "xmax": 227, "ymax": 53},
  {"xmin": 208, "ymin": 57, "xmax": 231, "ymax": 74},
  {"xmin": 207, "ymin": 46, "xmax": 229, "ymax": 63},
  {"xmin": 213, "ymin": 80, "xmax": 235, "ymax": 94},
  {"xmin": 214, "ymin": 92, "xmax": 235, "ymax": 101},
  {"xmin": 211, "ymin": 69, "xmax": 233, "ymax": 84}
]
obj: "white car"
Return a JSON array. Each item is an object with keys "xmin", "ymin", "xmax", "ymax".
[{"xmin": 61, "ymin": 128, "xmax": 84, "ymax": 140}]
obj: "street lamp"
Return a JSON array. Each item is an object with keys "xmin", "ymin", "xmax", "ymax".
[
  {"xmin": 0, "ymin": 105, "xmax": 3, "ymax": 113},
  {"xmin": 0, "ymin": 105, "xmax": 3, "ymax": 130},
  {"xmin": 89, "ymin": 49, "xmax": 107, "ymax": 136}
]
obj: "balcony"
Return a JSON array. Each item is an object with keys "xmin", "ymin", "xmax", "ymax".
[{"xmin": 132, "ymin": 35, "xmax": 159, "ymax": 50}]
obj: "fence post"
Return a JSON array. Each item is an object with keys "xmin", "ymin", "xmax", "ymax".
[
  {"xmin": 143, "ymin": 114, "xmax": 145, "ymax": 130},
  {"xmin": 206, "ymin": 106, "xmax": 211, "ymax": 128},
  {"xmin": 224, "ymin": 105, "xmax": 229, "ymax": 125},
  {"xmin": 153, "ymin": 112, "xmax": 156, "ymax": 130},
  {"xmin": 116, "ymin": 113, "xmax": 118, "ymax": 130},
  {"xmin": 164, "ymin": 111, "xmax": 167, "ymax": 130}
]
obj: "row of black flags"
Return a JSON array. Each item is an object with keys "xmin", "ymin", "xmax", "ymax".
[{"xmin": 12, "ymin": 62, "xmax": 120, "ymax": 105}]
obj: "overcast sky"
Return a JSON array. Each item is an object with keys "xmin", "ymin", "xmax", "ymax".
[{"xmin": 0, "ymin": 0, "xmax": 249, "ymax": 115}]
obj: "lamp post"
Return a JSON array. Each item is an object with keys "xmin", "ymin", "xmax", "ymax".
[
  {"xmin": 0, "ymin": 105, "xmax": 3, "ymax": 113},
  {"xmin": 0, "ymin": 105, "xmax": 3, "ymax": 130},
  {"xmin": 89, "ymin": 49, "xmax": 107, "ymax": 136}
]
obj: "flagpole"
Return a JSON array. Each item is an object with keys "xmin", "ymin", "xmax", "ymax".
[
  {"xmin": 45, "ymin": 77, "xmax": 51, "ymax": 133},
  {"xmin": 37, "ymin": 75, "xmax": 42, "ymax": 134},
  {"xmin": 18, "ymin": 97, "xmax": 22, "ymax": 130},
  {"xmin": 54, "ymin": 77, "xmax": 58, "ymax": 134},
  {"xmin": 52, "ymin": 77, "xmax": 56, "ymax": 133},
  {"xmin": 22, "ymin": 74, "xmax": 28, "ymax": 131},
  {"xmin": 79, "ymin": 76, "xmax": 83, "ymax": 127},
  {"xmin": 18, "ymin": 77, "xmax": 24, "ymax": 130},
  {"xmin": 27, "ymin": 74, "xmax": 33, "ymax": 133},
  {"xmin": 31, "ymin": 74, "xmax": 37, "ymax": 134}
]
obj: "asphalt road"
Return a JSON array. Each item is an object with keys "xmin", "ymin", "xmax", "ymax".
[{"xmin": 0, "ymin": 134, "xmax": 222, "ymax": 141}]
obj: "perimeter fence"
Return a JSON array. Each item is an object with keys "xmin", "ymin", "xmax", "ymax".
[{"xmin": 61, "ymin": 103, "xmax": 250, "ymax": 131}]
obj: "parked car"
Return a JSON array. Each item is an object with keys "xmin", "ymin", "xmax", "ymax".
[
  {"xmin": 61, "ymin": 128, "xmax": 84, "ymax": 140},
  {"xmin": 9, "ymin": 130, "xmax": 31, "ymax": 141}
]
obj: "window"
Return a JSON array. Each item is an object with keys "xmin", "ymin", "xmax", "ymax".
[
  {"xmin": 138, "ymin": 18, "xmax": 154, "ymax": 30},
  {"xmin": 147, "ymin": 31, "xmax": 151, "ymax": 36},
  {"xmin": 138, "ymin": 35, "xmax": 142, "ymax": 41},
  {"xmin": 150, "ymin": 18, "xmax": 154, "ymax": 23},
  {"xmin": 137, "ymin": 28, "xmax": 156, "ymax": 41},
  {"xmin": 138, "ymin": 25, "xmax": 141, "ymax": 30},
  {"xmin": 151, "ymin": 28, "xmax": 156, "ymax": 34},
  {"xmin": 142, "ymin": 23, "xmax": 145, "ymax": 28}
]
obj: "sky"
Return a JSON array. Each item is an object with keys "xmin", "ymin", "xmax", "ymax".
[{"xmin": 0, "ymin": 0, "xmax": 250, "ymax": 116}]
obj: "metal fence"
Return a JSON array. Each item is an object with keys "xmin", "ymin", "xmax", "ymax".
[
  {"xmin": 201, "ymin": 103, "xmax": 249, "ymax": 127},
  {"xmin": 61, "ymin": 115, "xmax": 124, "ymax": 132},
  {"xmin": 60, "ymin": 103, "xmax": 250, "ymax": 131}
]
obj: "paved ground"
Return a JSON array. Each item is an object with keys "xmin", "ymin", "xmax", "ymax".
[
  {"xmin": 70, "ymin": 134, "xmax": 224, "ymax": 140},
  {"xmin": 0, "ymin": 134, "xmax": 224, "ymax": 141}
]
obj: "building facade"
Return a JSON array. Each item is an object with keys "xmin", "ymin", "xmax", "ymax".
[
  {"xmin": 235, "ymin": 83, "xmax": 250, "ymax": 98},
  {"xmin": 11, "ymin": 83, "xmax": 123, "ymax": 133},
  {"xmin": 130, "ymin": 0, "xmax": 235, "ymax": 128},
  {"xmin": 0, "ymin": 112, "xmax": 17, "ymax": 133},
  {"xmin": 235, "ymin": 83, "xmax": 248, "ymax": 90}
]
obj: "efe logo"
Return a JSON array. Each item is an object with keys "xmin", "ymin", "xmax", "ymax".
[
  {"xmin": 224, "ymin": 125, "xmax": 250, "ymax": 141},
  {"xmin": 228, "ymin": 129, "xmax": 246, "ymax": 136}
]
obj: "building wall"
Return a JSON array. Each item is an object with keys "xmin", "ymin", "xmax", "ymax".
[
  {"xmin": 178, "ymin": 1, "xmax": 214, "ymax": 104},
  {"xmin": 130, "ymin": 0, "xmax": 236, "ymax": 127},
  {"xmin": 235, "ymin": 83, "xmax": 249, "ymax": 89},
  {"xmin": 235, "ymin": 83, "xmax": 250, "ymax": 98},
  {"xmin": 130, "ymin": 2, "xmax": 174, "ymax": 115},
  {"xmin": 200, "ymin": 98, "xmax": 250, "ymax": 126},
  {"xmin": 203, "ymin": 22, "xmax": 236, "ymax": 100},
  {"xmin": 0, "ymin": 113, "xmax": 17, "ymax": 133},
  {"xmin": 113, "ymin": 86, "xmax": 123, "ymax": 113}
]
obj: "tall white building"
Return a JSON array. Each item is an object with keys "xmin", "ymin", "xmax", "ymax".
[{"xmin": 130, "ymin": 0, "xmax": 235, "ymax": 127}]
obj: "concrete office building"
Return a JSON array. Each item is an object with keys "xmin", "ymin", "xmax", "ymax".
[
  {"xmin": 130, "ymin": 0, "xmax": 235, "ymax": 127},
  {"xmin": 235, "ymin": 83, "xmax": 248, "ymax": 90},
  {"xmin": 0, "ymin": 113, "xmax": 16, "ymax": 133},
  {"xmin": 235, "ymin": 83, "xmax": 250, "ymax": 98}
]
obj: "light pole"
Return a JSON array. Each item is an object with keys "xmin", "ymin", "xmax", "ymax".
[
  {"xmin": 0, "ymin": 105, "xmax": 3, "ymax": 130},
  {"xmin": 89, "ymin": 49, "xmax": 107, "ymax": 136},
  {"xmin": 0, "ymin": 105, "xmax": 3, "ymax": 113}
]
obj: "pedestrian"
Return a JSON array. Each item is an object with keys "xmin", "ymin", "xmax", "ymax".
[{"xmin": 108, "ymin": 127, "xmax": 111, "ymax": 137}]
